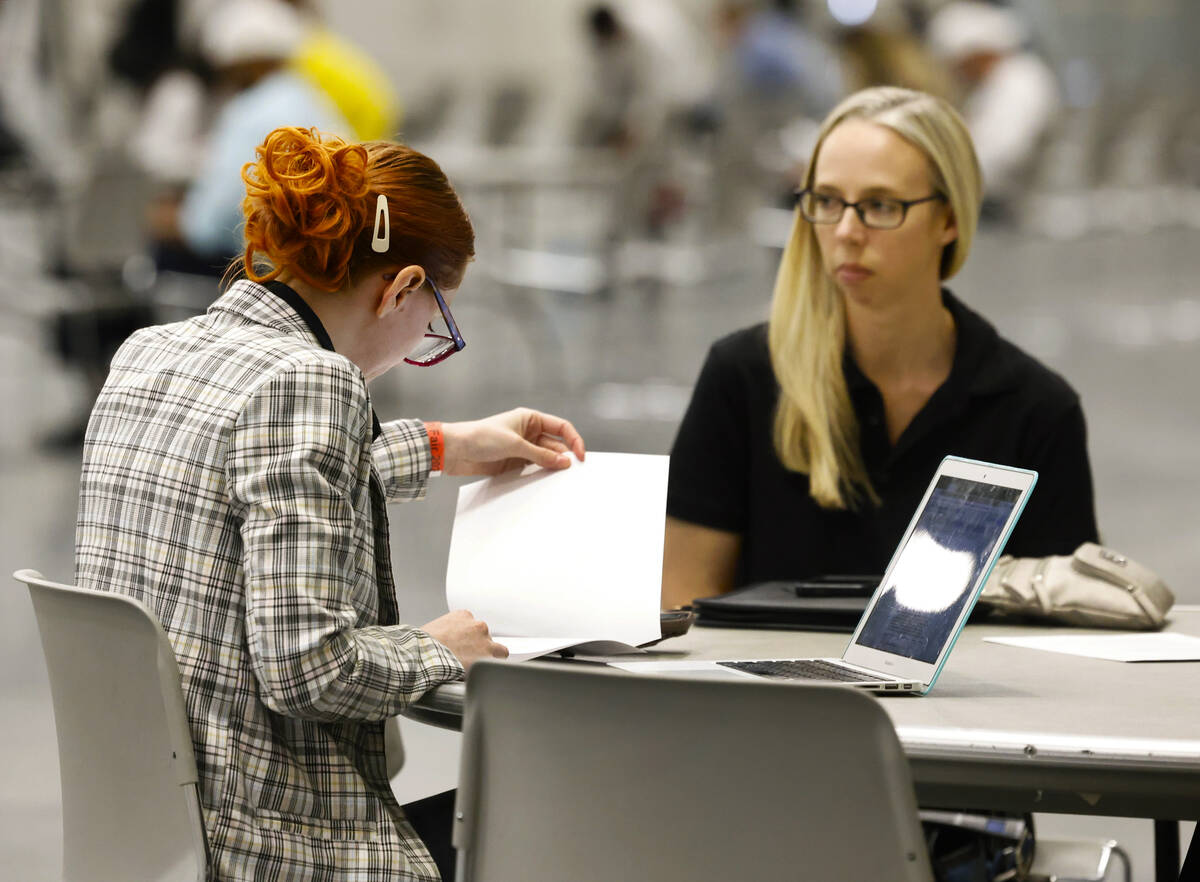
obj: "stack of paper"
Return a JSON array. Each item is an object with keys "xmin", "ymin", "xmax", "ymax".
[{"xmin": 445, "ymin": 452, "xmax": 668, "ymax": 661}]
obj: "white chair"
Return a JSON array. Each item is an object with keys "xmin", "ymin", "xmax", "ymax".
[
  {"xmin": 14, "ymin": 569, "xmax": 210, "ymax": 882},
  {"xmin": 453, "ymin": 660, "xmax": 933, "ymax": 882}
]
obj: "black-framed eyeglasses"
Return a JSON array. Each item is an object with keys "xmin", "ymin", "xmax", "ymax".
[
  {"xmin": 403, "ymin": 279, "xmax": 466, "ymax": 367},
  {"xmin": 795, "ymin": 188, "xmax": 946, "ymax": 230}
]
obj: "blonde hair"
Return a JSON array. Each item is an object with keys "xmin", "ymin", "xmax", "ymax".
[{"xmin": 768, "ymin": 87, "xmax": 982, "ymax": 509}]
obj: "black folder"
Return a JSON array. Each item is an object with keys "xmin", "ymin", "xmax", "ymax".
[{"xmin": 692, "ymin": 579, "xmax": 875, "ymax": 632}]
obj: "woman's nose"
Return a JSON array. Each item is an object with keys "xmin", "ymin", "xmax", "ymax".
[{"xmin": 834, "ymin": 206, "xmax": 867, "ymax": 242}]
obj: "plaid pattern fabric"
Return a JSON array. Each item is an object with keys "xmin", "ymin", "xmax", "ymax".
[{"xmin": 76, "ymin": 280, "xmax": 464, "ymax": 881}]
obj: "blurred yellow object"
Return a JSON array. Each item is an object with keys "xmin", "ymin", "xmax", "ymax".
[{"xmin": 292, "ymin": 28, "xmax": 400, "ymax": 141}]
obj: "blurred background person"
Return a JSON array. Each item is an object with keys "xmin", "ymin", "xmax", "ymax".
[
  {"xmin": 928, "ymin": 0, "xmax": 1061, "ymax": 219},
  {"xmin": 114, "ymin": 0, "xmax": 217, "ymax": 195},
  {"xmin": 0, "ymin": 0, "xmax": 111, "ymax": 193},
  {"xmin": 148, "ymin": 0, "xmax": 349, "ymax": 274},
  {"xmin": 835, "ymin": 0, "xmax": 953, "ymax": 101},
  {"xmin": 122, "ymin": 0, "xmax": 397, "ymax": 191},
  {"xmin": 40, "ymin": 0, "xmax": 372, "ymax": 447},
  {"xmin": 577, "ymin": 1, "xmax": 713, "ymax": 154},
  {"xmin": 710, "ymin": 0, "xmax": 845, "ymax": 209},
  {"xmin": 716, "ymin": 0, "xmax": 844, "ymax": 127},
  {"xmin": 577, "ymin": 1, "xmax": 715, "ymax": 240},
  {"xmin": 286, "ymin": 0, "xmax": 401, "ymax": 141},
  {"xmin": 577, "ymin": 4, "xmax": 643, "ymax": 152}
]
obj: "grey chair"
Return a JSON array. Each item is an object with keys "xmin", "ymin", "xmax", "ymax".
[
  {"xmin": 1030, "ymin": 837, "xmax": 1132, "ymax": 882},
  {"xmin": 14, "ymin": 569, "xmax": 211, "ymax": 882},
  {"xmin": 453, "ymin": 661, "xmax": 933, "ymax": 882}
]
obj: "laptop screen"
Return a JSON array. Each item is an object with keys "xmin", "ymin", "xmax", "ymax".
[{"xmin": 852, "ymin": 476, "xmax": 1021, "ymax": 663}]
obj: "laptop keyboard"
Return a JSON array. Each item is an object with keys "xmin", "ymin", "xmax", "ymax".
[{"xmin": 718, "ymin": 658, "xmax": 889, "ymax": 683}]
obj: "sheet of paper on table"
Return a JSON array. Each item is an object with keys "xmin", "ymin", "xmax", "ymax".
[
  {"xmin": 984, "ymin": 632, "xmax": 1200, "ymax": 662},
  {"xmin": 445, "ymin": 451, "xmax": 667, "ymax": 661},
  {"xmin": 496, "ymin": 637, "xmax": 650, "ymax": 664}
]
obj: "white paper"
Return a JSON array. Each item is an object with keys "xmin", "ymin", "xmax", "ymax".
[
  {"xmin": 984, "ymin": 632, "xmax": 1200, "ymax": 662},
  {"xmin": 494, "ymin": 637, "xmax": 593, "ymax": 663},
  {"xmin": 495, "ymin": 637, "xmax": 647, "ymax": 663},
  {"xmin": 609, "ymin": 660, "xmax": 736, "ymax": 674},
  {"xmin": 446, "ymin": 452, "xmax": 667, "ymax": 658}
]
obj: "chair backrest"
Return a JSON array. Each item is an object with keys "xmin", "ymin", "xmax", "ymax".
[
  {"xmin": 453, "ymin": 661, "xmax": 933, "ymax": 882},
  {"xmin": 14, "ymin": 570, "xmax": 210, "ymax": 882}
]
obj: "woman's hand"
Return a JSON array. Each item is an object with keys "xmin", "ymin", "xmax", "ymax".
[
  {"xmin": 441, "ymin": 408, "xmax": 586, "ymax": 476},
  {"xmin": 421, "ymin": 610, "xmax": 509, "ymax": 670}
]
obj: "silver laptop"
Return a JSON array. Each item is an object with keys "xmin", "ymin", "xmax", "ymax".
[{"xmin": 613, "ymin": 456, "xmax": 1036, "ymax": 695}]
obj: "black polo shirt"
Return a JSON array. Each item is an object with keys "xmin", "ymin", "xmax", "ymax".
[{"xmin": 667, "ymin": 289, "xmax": 1099, "ymax": 587}]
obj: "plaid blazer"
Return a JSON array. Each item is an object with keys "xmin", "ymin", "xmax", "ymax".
[{"xmin": 76, "ymin": 280, "xmax": 463, "ymax": 881}]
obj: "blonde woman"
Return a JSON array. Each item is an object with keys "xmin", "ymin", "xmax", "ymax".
[{"xmin": 662, "ymin": 87, "xmax": 1097, "ymax": 609}]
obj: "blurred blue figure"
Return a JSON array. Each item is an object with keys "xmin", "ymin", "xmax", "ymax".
[
  {"xmin": 733, "ymin": 0, "xmax": 843, "ymax": 118},
  {"xmin": 152, "ymin": 0, "xmax": 348, "ymax": 273}
]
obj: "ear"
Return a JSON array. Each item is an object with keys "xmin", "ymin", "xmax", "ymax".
[
  {"xmin": 938, "ymin": 206, "xmax": 959, "ymax": 248},
  {"xmin": 375, "ymin": 265, "xmax": 427, "ymax": 319}
]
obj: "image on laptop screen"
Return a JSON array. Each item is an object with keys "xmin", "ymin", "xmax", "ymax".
[{"xmin": 853, "ymin": 476, "xmax": 1021, "ymax": 663}]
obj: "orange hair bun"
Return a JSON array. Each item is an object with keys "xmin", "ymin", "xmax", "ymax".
[
  {"xmin": 237, "ymin": 125, "xmax": 474, "ymax": 296},
  {"xmin": 241, "ymin": 126, "xmax": 370, "ymax": 291}
]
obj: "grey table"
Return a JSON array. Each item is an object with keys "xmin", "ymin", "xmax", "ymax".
[{"xmin": 407, "ymin": 608, "xmax": 1200, "ymax": 879}]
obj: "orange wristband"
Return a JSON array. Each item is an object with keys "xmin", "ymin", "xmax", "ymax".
[{"xmin": 425, "ymin": 421, "xmax": 444, "ymax": 474}]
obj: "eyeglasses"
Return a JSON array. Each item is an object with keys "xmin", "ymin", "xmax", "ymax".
[
  {"xmin": 403, "ymin": 279, "xmax": 466, "ymax": 367},
  {"xmin": 795, "ymin": 188, "xmax": 946, "ymax": 230}
]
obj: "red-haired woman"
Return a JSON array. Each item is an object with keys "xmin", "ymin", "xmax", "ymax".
[{"xmin": 75, "ymin": 127, "xmax": 585, "ymax": 881}]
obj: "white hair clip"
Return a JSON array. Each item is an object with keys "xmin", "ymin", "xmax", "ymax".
[{"xmin": 371, "ymin": 194, "xmax": 390, "ymax": 253}]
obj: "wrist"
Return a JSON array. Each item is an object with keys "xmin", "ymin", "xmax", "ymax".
[{"xmin": 424, "ymin": 421, "xmax": 444, "ymax": 476}]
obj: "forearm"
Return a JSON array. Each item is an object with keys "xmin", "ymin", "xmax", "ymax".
[
  {"xmin": 372, "ymin": 418, "xmax": 433, "ymax": 499},
  {"xmin": 661, "ymin": 516, "xmax": 742, "ymax": 609},
  {"xmin": 248, "ymin": 621, "xmax": 463, "ymax": 722}
]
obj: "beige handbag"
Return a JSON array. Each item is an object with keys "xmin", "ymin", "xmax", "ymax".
[{"xmin": 979, "ymin": 542, "xmax": 1175, "ymax": 630}]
